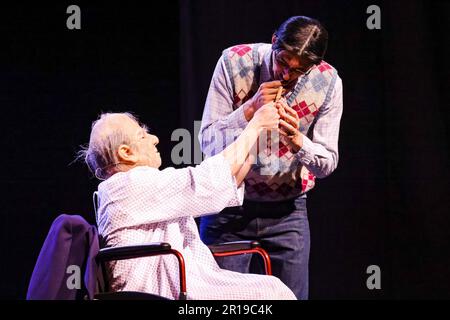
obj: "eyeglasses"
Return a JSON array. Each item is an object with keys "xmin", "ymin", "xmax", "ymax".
[{"xmin": 273, "ymin": 50, "xmax": 314, "ymax": 77}]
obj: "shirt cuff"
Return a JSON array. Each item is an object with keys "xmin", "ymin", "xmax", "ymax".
[
  {"xmin": 295, "ymin": 135, "xmax": 315, "ymax": 166},
  {"xmin": 228, "ymin": 105, "xmax": 249, "ymax": 130},
  {"xmin": 229, "ymin": 177, "xmax": 245, "ymax": 207}
]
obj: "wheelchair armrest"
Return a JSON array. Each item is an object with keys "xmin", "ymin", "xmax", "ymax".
[
  {"xmin": 96, "ymin": 242, "xmax": 187, "ymax": 300},
  {"xmin": 208, "ymin": 241, "xmax": 272, "ymax": 276},
  {"xmin": 97, "ymin": 243, "xmax": 172, "ymax": 262},
  {"xmin": 208, "ymin": 240, "xmax": 261, "ymax": 254}
]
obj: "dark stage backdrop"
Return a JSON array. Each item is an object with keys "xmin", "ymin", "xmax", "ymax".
[
  {"xmin": 0, "ymin": 1, "xmax": 180, "ymax": 299},
  {"xmin": 0, "ymin": 0, "xmax": 448, "ymax": 299},
  {"xmin": 179, "ymin": 0, "xmax": 450, "ymax": 299}
]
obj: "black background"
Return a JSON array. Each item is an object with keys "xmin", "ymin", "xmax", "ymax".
[{"xmin": 0, "ymin": 0, "xmax": 449, "ymax": 299}]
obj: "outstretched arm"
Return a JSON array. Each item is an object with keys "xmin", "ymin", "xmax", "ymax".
[{"xmin": 221, "ymin": 103, "xmax": 279, "ymax": 185}]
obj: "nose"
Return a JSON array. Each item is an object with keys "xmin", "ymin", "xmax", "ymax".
[
  {"xmin": 282, "ymin": 69, "xmax": 291, "ymax": 81},
  {"xmin": 151, "ymin": 134, "xmax": 159, "ymax": 146}
]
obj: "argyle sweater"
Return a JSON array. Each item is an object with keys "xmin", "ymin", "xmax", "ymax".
[{"xmin": 200, "ymin": 43, "xmax": 342, "ymax": 201}]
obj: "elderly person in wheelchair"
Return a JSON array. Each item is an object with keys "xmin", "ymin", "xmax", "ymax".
[{"xmin": 79, "ymin": 108, "xmax": 296, "ymax": 300}]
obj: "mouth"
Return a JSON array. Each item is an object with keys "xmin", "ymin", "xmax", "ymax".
[
  {"xmin": 277, "ymin": 75, "xmax": 293, "ymax": 87},
  {"xmin": 280, "ymin": 79, "xmax": 296, "ymax": 90}
]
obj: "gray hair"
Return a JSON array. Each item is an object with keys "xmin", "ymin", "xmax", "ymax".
[{"xmin": 77, "ymin": 112, "xmax": 139, "ymax": 180}]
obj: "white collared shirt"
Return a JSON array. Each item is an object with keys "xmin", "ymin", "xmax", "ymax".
[{"xmin": 96, "ymin": 154, "xmax": 296, "ymax": 300}]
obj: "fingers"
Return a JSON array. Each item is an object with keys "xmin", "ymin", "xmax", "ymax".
[
  {"xmin": 283, "ymin": 104, "xmax": 299, "ymax": 119},
  {"xmin": 275, "ymin": 102, "xmax": 299, "ymax": 129},
  {"xmin": 279, "ymin": 119, "xmax": 298, "ymax": 136},
  {"xmin": 259, "ymin": 88, "xmax": 282, "ymax": 104},
  {"xmin": 276, "ymin": 98, "xmax": 289, "ymax": 110},
  {"xmin": 261, "ymin": 80, "xmax": 283, "ymax": 88},
  {"xmin": 277, "ymin": 105, "xmax": 286, "ymax": 117},
  {"xmin": 281, "ymin": 112, "xmax": 299, "ymax": 129},
  {"xmin": 274, "ymin": 87, "xmax": 283, "ymax": 102},
  {"xmin": 278, "ymin": 127, "xmax": 290, "ymax": 136},
  {"xmin": 257, "ymin": 93, "xmax": 278, "ymax": 107},
  {"xmin": 259, "ymin": 82, "xmax": 286, "ymax": 97},
  {"xmin": 262, "ymin": 87, "xmax": 283, "ymax": 94},
  {"xmin": 254, "ymin": 102, "xmax": 280, "ymax": 129},
  {"xmin": 276, "ymin": 100, "xmax": 298, "ymax": 117},
  {"xmin": 255, "ymin": 82, "xmax": 288, "ymax": 109}
]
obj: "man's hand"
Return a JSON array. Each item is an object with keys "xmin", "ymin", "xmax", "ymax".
[
  {"xmin": 244, "ymin": 81, "xmax": 284, "ymax": 121},
  {"xmin": 277, "ymin": 100, "xmax": 303, "ymax": 153}
]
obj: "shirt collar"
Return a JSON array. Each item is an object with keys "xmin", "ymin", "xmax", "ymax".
[{"xmin": 260, "ymin": 48, "xmax": 274, "ymax": 84}]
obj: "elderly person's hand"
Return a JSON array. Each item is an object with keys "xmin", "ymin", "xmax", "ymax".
[
  {"xmin": 251, "ymin": 102, "xmax": 280, "ymax": 130},
  {"xmin": 277, "ymin": 99, "xmax": 303, "ymax": 153}
]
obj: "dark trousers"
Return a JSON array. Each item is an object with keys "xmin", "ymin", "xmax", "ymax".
[{"xmin": 200, "ymin": 197, "xmax": 310, "ymax": 300}]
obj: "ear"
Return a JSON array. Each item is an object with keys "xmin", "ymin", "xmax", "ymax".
[
  {"xmin": 117, "ymin": 144, "xmax": 139, "ymax": 164},
  {"xmin": 271, "ymin": 34, "xmax": 277, "ymax": 45}
]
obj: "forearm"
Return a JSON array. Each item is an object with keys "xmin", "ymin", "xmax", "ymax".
[
  {"xmin": 221, "ymin": 121, "xmax": 259, "ymax": 180},
  {"xmin": 295, "ymin": 134, "xmax": 339, "ymax": 178},
  {"xmin": 295, "ymin": 77, "xmax": 343, "ymax": 178},
  {"xmin": 234, "ymin": 152, "xmax": 256, "ymax": 186}
]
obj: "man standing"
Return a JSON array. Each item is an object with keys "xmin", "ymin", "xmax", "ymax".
[{"xmin": 199, "ymin": 16, "xmax": 343, "ymax": 299}]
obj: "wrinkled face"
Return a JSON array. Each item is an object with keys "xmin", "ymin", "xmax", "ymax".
[
  {"xmin": 96, "ymin": 113, "xmax": 161, "ymax": 168},
  {"xmin": 272, "ymin": 49, "xmax": 313, "ymax": 89},
  {"xmin": 128, "ymin": 118, "xmax": 162, "ymax": 169}
]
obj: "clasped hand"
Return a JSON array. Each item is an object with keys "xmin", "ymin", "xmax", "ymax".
[
  {"xmin": 249, "ymin": 81, "xmax": 303, "ymax": 153},
  {"xmin": 275, "ymin": 98, "xmax": 303, "ymax": 153}
]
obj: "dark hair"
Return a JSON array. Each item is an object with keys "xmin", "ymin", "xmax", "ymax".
[{"xmin": 273, "ymin": 16, "xmax": 328, "ymax": 66}]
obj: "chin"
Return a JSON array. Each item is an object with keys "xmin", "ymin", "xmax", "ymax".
[
  {"xmin": 155, "ymin": 158, "xmax": 162, "ymax": 169},
  {"xmin": 281, "ymin": 79, "xmax": 296, "ymax": 88},
  {"xmin": 148, "ymin": 160, "xmax": 161, "ymax": 169}
]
